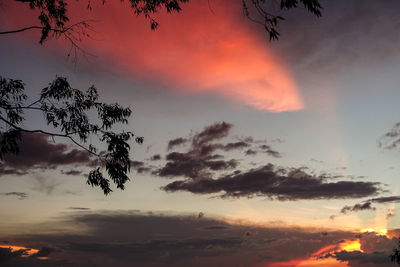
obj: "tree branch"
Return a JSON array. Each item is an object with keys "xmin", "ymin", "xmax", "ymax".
[
  {"xmin": 0, "ymin": 26, "xmax": 44, "ymax": 35},
  {"xmin": 0, "ymin": 115, "xmax": 101, "ymax": 158}
]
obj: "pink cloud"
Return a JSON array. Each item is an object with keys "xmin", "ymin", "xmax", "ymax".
[{"xmin": 3, "ymin": 0, "xmax": 304, "ymax": 112}]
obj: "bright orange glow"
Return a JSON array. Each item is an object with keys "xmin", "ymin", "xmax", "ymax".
[
  {"xmin": 266, "ymin": 238, "xmax": 364, "ymax": 266},
  {"xmin": 268, "ymin": 257, "xmax": 348, "ymax": 267},
  {"xmin": 296, "ymin": 257, "xmax": 348, "ymax": 266},
  {"xmin": 0, "ymin": 244, "xmax": 39, "ymax": 258},
  {"xmin": 360, "ymin": 228, "xmax": 388, "ymax": 236},
  {"xmin": 339, "ymin": 240, "xmax": 363, "ymax": 252}
]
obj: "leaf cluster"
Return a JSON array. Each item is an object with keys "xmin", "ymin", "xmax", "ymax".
[
  {"xmin": 242, "ymin": 0, "xmax": 322, "ymax": 40},
  {"xmin": 16, "ymin": 0, "xmax": 69, "ymax": 43},
  {"xmin": 0, "ymin": 76, "xmax": 142, "ymax": 195}
]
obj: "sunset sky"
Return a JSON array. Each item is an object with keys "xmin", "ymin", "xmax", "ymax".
[{"xmin": 1, "ymin": 0, "xmax": 400, "ymax": 266}]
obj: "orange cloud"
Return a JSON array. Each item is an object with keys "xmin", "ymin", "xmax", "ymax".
[
  {"xmin": 0, "ymin": 244, "xmax": 39, "ymax": 258},
  {"xmin": 266, "ymin": 239, "xmax": 363, "ymax": 267}
]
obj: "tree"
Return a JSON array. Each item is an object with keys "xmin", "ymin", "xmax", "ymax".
[
  {"xmin": 0, "ymin": 0, "xmax": 322, "ymax": 194},
  {"xmin": 0, "ymin": 75, "xmax": 143, "ymax": 195}
]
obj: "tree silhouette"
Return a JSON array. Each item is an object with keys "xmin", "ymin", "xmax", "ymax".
[{"xmin": 0, "ymin": 76, "xmax": 143, "ymax": 195}]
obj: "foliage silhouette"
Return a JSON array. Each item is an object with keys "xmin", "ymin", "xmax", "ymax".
[
  {"xmin": 0, "ymin": 76, "xmax": 143, "ymax": 195},
  {"xmin": 1, "ymin": 0, "xmax": 323, "ymax": 48}
]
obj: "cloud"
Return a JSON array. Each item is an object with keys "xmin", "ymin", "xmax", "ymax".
[
  {"xmin": 154, "ymin": 122, "xmax": 381, "ymax": 201},
  {"xmin": 87, "ymin": 1, "xmax": 304, "ymax": 112},
  {"xmin": 192, "ymin": 122, "xmax": 232, "ymax": 146},
  {"xmin": 150, "ymin": 154, "xmax": 161, "ymax": 161},
  {"xmin": 61, "ymin": 170, "xmax": 83, "ymax": 176},
  {"xmin": 33, "ymin": 247, "xmax": 55, "ymax": 258},
  {"xmin": 0, "ymin": 133, "xmax": 91, "ymax": 176},
  {"xmin": 0, "ymin": 192, "xmax": 28, "ymax": 200},
  {"xmin": 0, "ymin": 247, "xmax": 26, "ymax": 262},
  {"xmin": 31, "ymin": 175, "xmax": 61, "ymax": 195},
  {"xmin": 369, "ymin": 196, "xmax": 400, "ymax": 203},
  {"xmin": 2, "ymin": 210, "xmax": 361, "ymax": 266},
  {"xmin": 67, "ymin": 207, "xmax": 91, "ymax": 211},
  {"xmin": 131, "ymin": 161, "xmax": 153, "ymax": 174},
  {"xmin": 259, "ymin": 144, "xmax": 282, "ymax": 158},
  {"xmin": 341, "ymin": 202, "xmax": 376, "ymax": 214},
  {"xmin": 324, "ymin": 232, "xmax": 398, "ymax": 267},
  {"xmin": 379, "ymin": 121, "xmax": 400, "ymax": 150},
  {"xmin": 157, "ymin": 122, "xmax": 248, "ymax": 180},
  {"xmin": 3, "ymin": 0, "xmax": 303, "ymax": 112},
  {"xmin": 339, "ymin": 196, "xmax": 400, "ymax": 214},
  {"xmin": 163, "ymin": 163, "xmax": 381, "ymax": 200},
  {"xmin": 167, "ymin": 138, "xmax": 189, "ymax": 151},
  {"xmin": 329, "ymin": 250, "xmax": 392, "ymax": 266},
  {"xmin": 245, "ymin": 149, "xmax": 257, "ymax": 155}
]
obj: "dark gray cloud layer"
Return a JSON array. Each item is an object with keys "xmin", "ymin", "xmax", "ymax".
[
  {"xmin": 1, "ymin": 210, "xmax": 364, "ymax": 267},
  {"xmin": 0, "ymin": 133, "xmax": 91, "ymax": 176},
  {"xmin": 163, "ymin": 164, "xmax": 380, "ymax": 200}
]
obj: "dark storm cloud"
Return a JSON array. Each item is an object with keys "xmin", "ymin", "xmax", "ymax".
[
  {"xmin": 163, "ymin": 164, "xmax": 380, "ymax": 200},
  {"xmin": 3, "ymin": 210, "xmax": 359, "ymax": 266},
  {"xmin": 0, "ymin": 192, "xmax": 28, "ymax": 200},
  {"xmin": 341, "ymin": 202, "xmax": 375, "ymax": 214},
  {"xmin": 0, "ymin": 133, "xmax": 92, "ymax": 176}
]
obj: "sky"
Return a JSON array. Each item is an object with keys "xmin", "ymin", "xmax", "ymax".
[{"xmin": 1, "ymin": 0, "xmax": 400, "ymax": 266}]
